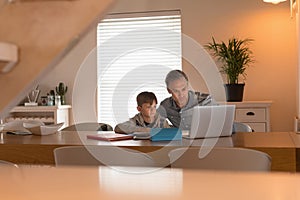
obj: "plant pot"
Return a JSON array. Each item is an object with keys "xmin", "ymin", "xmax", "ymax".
[
  {"xmin": 60, "ymin": 95, "xmax": 66, "ymax": 105},
  {"xmin": 224, "ymin": 84, "xmax": 245, "ymax": 102}
]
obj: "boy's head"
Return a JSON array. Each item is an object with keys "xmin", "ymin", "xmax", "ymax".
[
  {"xmin": 136, "ymin": 91, "xmax": 157, "ymax": 107},
  {"xmin": 136, "ymin": 92, "xmax": 157, "ymax": 122}
]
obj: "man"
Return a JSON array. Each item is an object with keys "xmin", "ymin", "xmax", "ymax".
[{"xmin": 158, "ymin": 70, "xmax": 215, "ymax": 130}]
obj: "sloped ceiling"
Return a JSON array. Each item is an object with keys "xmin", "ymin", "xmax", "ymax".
[{"xmin": 0, "ymin": 0, "xmax": 114, "ymax": 118}]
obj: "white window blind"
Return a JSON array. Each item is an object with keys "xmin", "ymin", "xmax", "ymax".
[{"xmin": 97, "ymin": 10, "xmax": 182, "ymax": 127}]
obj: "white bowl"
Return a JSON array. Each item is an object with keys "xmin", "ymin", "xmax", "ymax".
[
  {"xmin": 0, "ymin": 124, "xmax": 4, "ymax": 132},
  {"xmin": 23, "ymin": 122, "xmax": 64, "ymax": 136},
  {"xmin": 4, "ymin": 120, "xmax": 44, "ymax": 134},
  {"xmin": 21, "ymin": 120, "xmax": 45, "ymax": 128}
]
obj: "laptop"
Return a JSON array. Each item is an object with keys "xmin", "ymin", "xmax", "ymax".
[{"xmin": 183, "ymin": 105, "xmax": 235, "ymax": 139}]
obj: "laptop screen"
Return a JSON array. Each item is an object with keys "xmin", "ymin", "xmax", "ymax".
[{"xmin": 184, "ymin": 105, "xmax": 235, "ymax": 139}]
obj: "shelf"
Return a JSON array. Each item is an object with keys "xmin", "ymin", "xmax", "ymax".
[
  {"xmin": 11, "ymin": 105, "xmax": 71, "ymax": 112},
  {"xmin": 220, "ymin": 101, "xmax": 272, "ymax": 132},
  {"xmin": 6, "ymin": 105, "xmax": 71, "ymax": 129}
]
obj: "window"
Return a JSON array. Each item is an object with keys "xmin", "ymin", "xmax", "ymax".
[{"xmin": 97, "ymin": 10, "xmax": 182, "ymax": 127}]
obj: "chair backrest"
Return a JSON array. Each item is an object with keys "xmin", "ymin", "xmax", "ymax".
[
  {"xmin": 54, "ymin": 146, "xmax": 156, "ymax": 167},
  {"xmin": 61, "ymin": 123, "xmax": 113, "ymax": 131},
  {"xmin": 233, "ymin": 122, "xmax": 253, "ymax": 133},
  {"xmin": 168, "ymin": 147, "xmax": 271, "ymax": 172}
]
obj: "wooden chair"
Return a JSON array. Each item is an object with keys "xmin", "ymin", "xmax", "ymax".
[
  {"xmin": 61, "ymin": 122, "xmax": 113, "ymax": 131},
  {"xmin": 0, "ymin": 160, "xmax": 18, "ymax": 168},
  {"xmin": 54, "ymin": 146, "xmax": 156, "ymax": 167},
  {"xmin": 168, "ymin": 147, "xmax": 271, "ymax": 172}
]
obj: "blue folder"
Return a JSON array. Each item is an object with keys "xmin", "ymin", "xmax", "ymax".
[{"xmin": 150, "ymin": 128, "xmax": 182, "ymax": 141}]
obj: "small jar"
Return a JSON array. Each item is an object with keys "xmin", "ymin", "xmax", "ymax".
[
  {"xmin": 41, "ymin": 96, "xmax": 47, "ymax": 106},
  {"xmin": 47, "ymin": 96, "xmax": 54, "ymax": 106},
  {"xmin": 55, "ymin": 95, "xmax": 61, "ymax": 106}
]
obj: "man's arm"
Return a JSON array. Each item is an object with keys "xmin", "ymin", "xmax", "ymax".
[
  {"xmin": 157, "ymin": 104, "xmax": 168, "ymax": 119},
  {"xmin": 158, "ymin": 100, "xmax": 183, "ymax": 128}
]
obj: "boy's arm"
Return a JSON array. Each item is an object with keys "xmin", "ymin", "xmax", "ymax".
[{"xmin": 114, "ymin": 120, "xmax": 150, "ymax": 134}]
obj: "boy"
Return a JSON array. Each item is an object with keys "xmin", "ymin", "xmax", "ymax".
[{"xmin": 114, "ymin": 91, "xmax": 170, "ymax": 134}]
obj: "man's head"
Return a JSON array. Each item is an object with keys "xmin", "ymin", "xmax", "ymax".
[
  {"xmin": 165, "ymin": 70, "xmax": 189, "ymax": 108},
  {"xmin": 136, "ymin": 91, "xmax": 157, "ymax": 122}
]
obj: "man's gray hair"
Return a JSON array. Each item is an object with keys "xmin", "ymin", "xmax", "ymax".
[{"xmin": 165, "ymin": 70, "xmax": 189, "ymax": 87}]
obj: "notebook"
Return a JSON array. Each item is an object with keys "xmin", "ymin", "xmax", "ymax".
[
  {"xmin": 87, "ymin": 132, "xmax": 133, "ymax": 141},
  {"xmin": 132, "ymin": 132, "xmax": 151, "ymax": 140},
  {"xmin": 183, "ymin": 105, "xmax": 235, "ymax": 139}
]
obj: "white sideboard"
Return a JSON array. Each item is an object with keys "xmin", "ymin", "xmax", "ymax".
[
  {"xmin": 226, "ymin": 101, "xmax": 272, "ymax": 132},
  {"xmin": 5, "ymin": 105, "xmax": 71, "ymax": 129}
]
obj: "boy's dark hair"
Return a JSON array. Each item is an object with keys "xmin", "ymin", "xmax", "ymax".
[
  {"xmin": 136, "ymin": 91, "xmax": 157, "ymax": 107},
  {"xmin": 165, "ymin": 70, "xmax": 189, "ymax": 88}
]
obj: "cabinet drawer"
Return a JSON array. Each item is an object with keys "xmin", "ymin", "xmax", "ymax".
[
  {"xmin": 246, "ymin": 123, "xmax": 266, "ymax": 132},
  {"xmin": 235, "ymin": 108, "xmax": 266, "ymax": 122}
]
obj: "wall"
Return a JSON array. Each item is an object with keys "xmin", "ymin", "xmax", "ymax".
[
  {"xmin": 40, "ymin": 0, "xmax": 297, "ymax": 131},
  {"xmin": 39, "ymin": 26, "xmax": 97, "ymax": 125}
]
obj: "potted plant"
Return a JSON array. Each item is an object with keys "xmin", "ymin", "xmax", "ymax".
[
  {"xmin": 55, "ymin": 82, "xmax": 68, "ymax": 105},
  {"xmin": 205, "ymin": 37, "xmax": 254, "ymax": 101}
]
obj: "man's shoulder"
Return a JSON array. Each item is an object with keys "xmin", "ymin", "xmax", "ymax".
[{"xmin": 160, "ymin": 96, "xmax": 173, "ymax": 106}]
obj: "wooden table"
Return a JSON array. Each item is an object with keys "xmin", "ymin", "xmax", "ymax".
[
  {"xmin": 2, "ymin": 165, "xmax": 300, "ymax": 200},
  {"xmin": 0, "ymin": 131, "xmax": 298, "ymax": 172}
]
